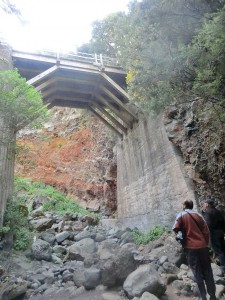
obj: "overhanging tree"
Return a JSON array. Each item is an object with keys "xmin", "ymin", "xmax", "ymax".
[
  {"xmin": 0, "ymin": 68, "xmax": 47, "ymax": 226},
  {"xmin": 79, "ymin": 0, "xmax": 225, "ymax": 114}
]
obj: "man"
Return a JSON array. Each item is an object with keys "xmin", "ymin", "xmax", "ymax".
[
  {"xmin": 202, "ymin": 198, "xmax": 225, "ymax": 273},
  {"xmin": 173, "ymin": 200, "xmax": 216, "ymax": 300}
]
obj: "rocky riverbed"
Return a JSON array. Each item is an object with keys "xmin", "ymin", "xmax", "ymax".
[{"xmin": 1, "ymin": 209, "xmax": 225, "ymax": 300}]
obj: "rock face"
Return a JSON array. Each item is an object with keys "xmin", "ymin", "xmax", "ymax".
[
  {"xmin": 163, "ymin": 101, "xmax": 225, "ymax": 206},
  {"xmin": 15, "ymin": 108, "xmax": 117, "ymax": 215}
]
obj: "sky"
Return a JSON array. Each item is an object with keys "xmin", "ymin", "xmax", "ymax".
[{"xmin": 0, "ymin": 0, "xmax": 130, "ymax": 52}]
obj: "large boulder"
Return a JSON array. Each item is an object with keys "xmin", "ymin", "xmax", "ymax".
[
  {"xmin": 1, "ymin": 280, "xmax": 28, "ymax": 300},
  {"xmin": 30, "ymin": 218, "xmax": 54, "ymax": 231},
  {"xmin": 31, "ymin": 239, "xmax": 52, "ymax": 261},
  {"xmin": 123, "ymin": 264, "xmax": 166, "ymax": 298},
  {"xmin": 68, "ymin": 238, "xmax": 97, "ymax": 261},
  {"xmin": 101, "ymin": 247, "xmax": 136, "ymax": 287}
]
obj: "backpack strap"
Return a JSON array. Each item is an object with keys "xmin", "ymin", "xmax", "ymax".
[{"xmin": 186, "ymin": 210, "xmax": 202, "ymax": 231}]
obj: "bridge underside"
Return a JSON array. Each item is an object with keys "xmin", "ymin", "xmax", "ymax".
[{"xmin": 12, "ymin": 51, "xmax": 138, "ymax": 138}]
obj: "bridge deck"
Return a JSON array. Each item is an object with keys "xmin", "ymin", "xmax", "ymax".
[{"xmin": 12, "ymin": 49, "xmax": 138, "ymax": 137}]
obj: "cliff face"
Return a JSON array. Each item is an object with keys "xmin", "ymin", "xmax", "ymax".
[
  {"xmin": 15, "ymin": 108, "xmax": 117, "ymax": 216},
  {"xmin": 15, "ymin": 102, "xmax": 225, "ymax": 219},
  {"xmin": 163, "ymin": 100, "xmax": 225, "ymax": 207}
]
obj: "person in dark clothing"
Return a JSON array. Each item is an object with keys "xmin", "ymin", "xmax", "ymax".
[
  {"xmin": 202, "ymin": 199, "xmax": 225, "ymax": 273},
  {"xmin": 173, "ymin": 200, "xmax": 216, "ymax": 300}
]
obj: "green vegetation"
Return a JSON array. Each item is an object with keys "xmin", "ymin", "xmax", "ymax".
[
  {"xmin": 1, "ymin": 200, "xmax": 31, "ymax": 251},
  {"xmin": 1, "ymin": 177, "xmax": 95, "ymax": 251},
  {"xmin": 0, "ymin": 69, "xmax": 48, "ymax": 131},
  {"xmin": 132, "ymin": 226, "xmax": 171, "ymax": 245},
  {"xmin": 14, "ymin": 177, "xmax": 91, "ymax": 216},
  {"xmin": 79, "ymin": 0, "xmax": 225, "ymax": 119}
]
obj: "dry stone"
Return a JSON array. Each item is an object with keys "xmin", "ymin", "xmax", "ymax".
[{"xmin": 123, "ymin": 264, "xmax": 166, "ymax": 298}]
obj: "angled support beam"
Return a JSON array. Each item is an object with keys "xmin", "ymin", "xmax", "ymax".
[
  {"xmin": 41, "ymin": 88, "xmax": 58, "ymax": 98},
  {"xmin": 89, "ymin": 106, "xmax": 123, "ymax": 139},
  {"xmin": 97, "ymin": 94, "xmax": 132, "ymax": 128},
  {"xmin": 92, "ymin": 102, "xmax": 128, "ymax": 134},
  {"xmin": 101, "ymin": 72, "xmax": 129, "ymax": 100},
  {"xmin": 35, "ymin": 78, "xmax": 56, "ymax": 92},
  {"xmin": 100, "ymin": 84, "xmax": 138, "ymax": 122},
  {"xmin": 27, "ymin": 65, "xmax": 59, "ymax": 86}
]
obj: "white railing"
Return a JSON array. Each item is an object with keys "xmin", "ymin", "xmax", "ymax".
[{"xmin": 16, "ymin": 48, "xmax": 121, "ymax": 68}]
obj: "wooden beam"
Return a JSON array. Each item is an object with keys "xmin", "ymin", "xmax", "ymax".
[
  {"xmin": 27, "ymin": 65, "xmax": 58, "ymax": 86},
  {"xmin": 36, "ymin": 78, "xmax": 56, "ymax": 92},
  {"xmin": 97, "ymin": 94, "xmax": 132, "ymax": 128},
  {"xmin": 101, "ymin": 72, "xmax": 129, "ymax": 100},
  {"xmin": 53, "ymin": 99, "xmax": 89, "ymax": 109},
  {"xmin": 92, "ymin": 103, "xmax": 128, "ymax": 134},
  {"xmin": 54, "ymin": 76, "xmax": 98, "ymax": 86},
  {"xmin": 100, "ymin": 84, "xmax": 138, "ymax": 122},
  {"xmin": 89, "ymin": 106, "xmax": 123, "ymax": 139},
  {"xmin": 59, "ymin": 65, "xmax": 101, "ymax": 76},
  {"xmin": 53, "ymin": 95, "xmax": 92, "ymax": 102},
  {"xmin": 41, "ymin": 87, "xmax": 57, "ymax": 98}
]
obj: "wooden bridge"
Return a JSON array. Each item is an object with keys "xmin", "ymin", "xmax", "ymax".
[{"xmin": 12, "ymin": 49, "xmax": 138, "ymax": 138}]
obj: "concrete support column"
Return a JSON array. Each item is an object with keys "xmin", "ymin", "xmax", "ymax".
[{"xmin": 116, "ymin": 115, "xmax": 195, "ymax": 232}]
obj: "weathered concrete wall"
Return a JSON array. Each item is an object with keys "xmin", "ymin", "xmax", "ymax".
[{"xmin": 116, "ymin": 115, "xmax": 195, "ymax": 232}]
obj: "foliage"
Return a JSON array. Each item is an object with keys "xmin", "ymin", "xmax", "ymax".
[
  {"xmin": 2, "ymin": 177, "xmax": 95, "ymax": 250},
  {"xmin": 14, "ymin": 177, "xmax": 91, "ymax": 216},
  {"xmin": 78, "ymin": 12, "xmax": 126, "ymax": 57},
  {"xmin": 2, "ymin": 200, "xmax": 31, "ymax": 250},
  {"xmin": 183, "ymin": 7, "xmax": 225, "ymax": 113},
  {"xmin": 0, "ymin": 69, "xmax": 48, "ymax": 132},
  {"xmin": 80, "ymin": 0, "xmax": 225, "ymax": 114},
  {"xmin": 132, "ymin": 226, "xmax": 171, "ymax": 245}
]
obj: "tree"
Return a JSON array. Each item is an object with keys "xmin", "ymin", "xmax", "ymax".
[
  {"xmin": 184, "ymin": 7, "xmax": 225, "ymax": 104},
  {"xmin": 79, "ymin": 0, "xmax": 225, "ymax": 114},
  {"xmin": 0, "ymin": 64, "xmax": 47, "ymax": 227}
]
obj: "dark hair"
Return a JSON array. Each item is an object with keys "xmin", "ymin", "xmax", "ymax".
[
  {"xmin": 205, "ymin": 198, "xmax": 215, "ymax": 207},
  {"xmin": 183, "ymin": 200, "xmax": 193, "ymax": 209}
]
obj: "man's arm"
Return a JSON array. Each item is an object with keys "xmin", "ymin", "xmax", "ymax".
[{"xmin": 172, "ymin": 212, "xmax": 182, "ymax": 233}]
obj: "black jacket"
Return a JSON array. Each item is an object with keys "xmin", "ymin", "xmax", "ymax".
[{"xmin": 203, "ymin": 206, "xmax": 225, "ymax": 232}]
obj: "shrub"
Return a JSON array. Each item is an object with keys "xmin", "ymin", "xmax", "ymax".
[
  {"xmin": 3, "ymin": 200, "xmax": 32, "ymax": 251},
  {"xmin": 132, "ymin": 226, "xmax": 171, "ymax": 245}
]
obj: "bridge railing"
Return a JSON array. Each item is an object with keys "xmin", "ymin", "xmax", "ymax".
[
  {"xmin": 23, "ymin": 48, "xmax": 121, "ymax": 68},
  {"xmin": 0, "ymin": 38, "xmax": 122, "ymax": 68}
]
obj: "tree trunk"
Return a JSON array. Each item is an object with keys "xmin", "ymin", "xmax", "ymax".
[{"xmin": 0, "ymin": 42, "xmax": 15, "ymax": 227}]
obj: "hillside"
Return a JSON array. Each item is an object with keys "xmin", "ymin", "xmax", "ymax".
[{"xmin": 15, "ymin": 107, "xmax": 117, "ymax": 216}]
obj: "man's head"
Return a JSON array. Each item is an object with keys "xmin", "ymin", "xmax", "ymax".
[
  {"xmin": 183, "ymin": 200, "xmax": 193, "ymax": 210},
  {"xmin": 203, "ymin": 198, "xmax": 215, "ymax": 210}
]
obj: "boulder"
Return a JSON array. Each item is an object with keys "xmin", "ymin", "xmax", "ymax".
[
  {"xmin": 68, "ymin": 238, "xmax": 97, "ymax": 261},
  {"xmin": 123, "ymin": 264, "xmax": 166, "ymax": 298},
  {"xmin": 31, "ymin": 239, "xmax": 52, "ymax": 261},
  {"xmin": 101, "ymin": 247, "xmax": 136, "ymax": 287},
  {"xmin": 1, "ymin": 280, "xmax": 28, "ymax": 300},
  {"xmin": 30, "ymin": 218, "xmax": 54, "ymax": 231}
]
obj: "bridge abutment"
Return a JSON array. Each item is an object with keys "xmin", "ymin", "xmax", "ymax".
[{"xmin": 115, "ymin": 115, "xmax": 195, "ymax": 232}]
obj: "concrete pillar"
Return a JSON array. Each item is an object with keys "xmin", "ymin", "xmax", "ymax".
[{"xmin": 116, "ymin": 115, "xmax": 195, "ymax": 232}]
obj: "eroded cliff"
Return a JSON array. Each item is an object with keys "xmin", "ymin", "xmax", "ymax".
[
  {"xmin": 15, "ymin": 108, "xmax": 117, "ymax": 216},
  {"xmin": 164, "ymin": 100, "xmax": 225, "ymax": 206}
]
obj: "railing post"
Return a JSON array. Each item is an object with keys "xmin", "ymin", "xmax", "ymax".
[
  {"xmin": 56, "ymin": 50, "xmax": 60, "ymax": 64},
  {"xmin": 100, "ymin": 54, "xmax": 103, "ymax": 66},
  {"xmin": 94, "ymin": 53, "xmax": 98, "ymax": 64}
]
